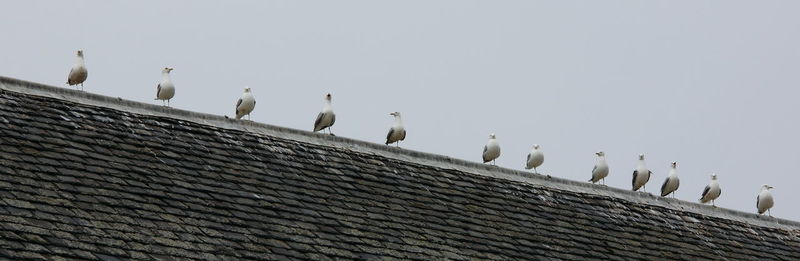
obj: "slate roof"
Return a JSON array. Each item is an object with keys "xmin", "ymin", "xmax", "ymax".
[{"xmin": 0, "ymin": 76, "xmax": 799, "ymax": 261}]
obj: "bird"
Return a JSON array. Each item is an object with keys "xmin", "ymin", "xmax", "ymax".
[
  {"xmin": 385, "ymin": 112, "xmax": 405, "ymax": 146},
  {"xmin": 482, "ymin": 133, "xmax": 501, "ymax": 165},
  {"xmin": 525, "ymin": 144, "xmax": 544, "ymax": 174},
  {"xmin": 589, "ymin": 151, "xmax": 609, "ymax": 185},
  {"xmin": 235, "ymin": 87, "xmax": 256, "ymax": 120},
  {"xmin": 660, "ymin": 162, "xmax": 680, "ymax": 197},
  {"xmin": 757, "ymin": 184, "xmax": 775, "ymax": 216},
  {"xmin": 155, "ymin": 67, "xmax": 175, "ymax": 106},
  {"xmin": 699, "ymin": 173, "xmax": 721, "ymax": 206},
  {"xmin": 66, "ymin": 50, "xmax": 88, "ymax": 90},
  {"xmin": 313, "ymin": 93, "xmax": 336, "ymax": 135},
  {"xmin": 631, "ymin": 154, "xmax": 652, "ymax": 192}
]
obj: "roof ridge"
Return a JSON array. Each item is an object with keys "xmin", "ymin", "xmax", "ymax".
[{"xmin": 2, "ymin": 75, "xmax": 798, "ymax": 230}]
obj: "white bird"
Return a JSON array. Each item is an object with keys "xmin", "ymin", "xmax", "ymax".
[
  {"xmin": 631, "ymin": 154, "xmax": 652, "ymax": 192},
  {"xmin": 699, "ymin": 173, "xmax": 721, "ymax": 206},
  {"xmin": 385, "ymin": 112, "xmax": 405, "ymax": 146},
  {"xmin": 482, "ymin": 133, "xmax": 501, "ymax": 165},
  {"xmin": 660, "ymin": 162, "xmax": 680, "ymax": 197},
  {"xmin": 66, "ymin": 50, "xmax": 88, "ymax": 90},
  {"xmin": 313, "ymin": 93, "xmax": 336, "ymax": 134},
  {"xmin": 525, "ymin": 144, "xmax": 544, "ymax": 173},
  {"xmin": 589, "ymin": 151, "xmax": 609, "ymax": 184},
  {"xmin": 155, "ymin": 67, "xmax": 175, "ymax": 106},
  {"xmin": 757, "ymin": 184, "xmax": 775, "ymax": 216},
  {"xmin": 235, "ymin": 87, "xmax": 256, "ymax": 120}
]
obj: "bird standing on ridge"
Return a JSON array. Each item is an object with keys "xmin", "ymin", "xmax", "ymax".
[
  {"xmin": 525, "ymin": 144, "xmax": 544, "ymax": 174},
  {"xmin": 313, "ymin": 93, "xmax": 336, "ymax": 135},
  {"xmin": 632, "ymin": 154, "xmax": 652, "ymax": 192},
  {"xmin": 660, "ymin": 162, "xmax": 680, "ymax": 197},
  {"xmin": 155, "ymin": 67, "xmax": 175, "ymax": 106},
  {"xmin": 66, "ymin": 50, "xmax": 88, "ymax": 90},
  {"xmin": 385, "ymin": 112, "xmax": 405, "ymax": 146},
  {"xmin": 482, "ymin": 133, "xmax": 501, "ymax": 165},
  {"xmin": 235, "ymin": 87, "xmax": 256, "ymax": 120},
  {"xmin": 757, "ymin": 184, "xmax": 775, "ymax": 216},
  {"xmin": 700, "ymin": 173, "xmax": 721, "ymax": 206},
  {"xmin": 589, "ymin": 151, "xmax": 609, "ymax": 185}
]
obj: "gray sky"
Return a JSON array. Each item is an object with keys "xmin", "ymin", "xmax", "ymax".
[{"xmin": 3, "ymin": 1, "xmax": 799, "ymax": 220}]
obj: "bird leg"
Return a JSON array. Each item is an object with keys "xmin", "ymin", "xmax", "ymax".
[
  {"xmin": 769, "ymin": 209, "xmax": 772, "ymax": 217},
  {"xmin": 533, "ymin": 167, "xmax": 537, "ymax": 174}
]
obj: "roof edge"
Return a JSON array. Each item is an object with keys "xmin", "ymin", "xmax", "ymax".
[{"xmin": 2, "ymin": 75, "xmax": 799, "ymax": 230}]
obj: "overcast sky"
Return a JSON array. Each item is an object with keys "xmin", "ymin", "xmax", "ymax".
[{"xmin": 2, "ymin": 1, "xmax": 799, "ymax": 220}]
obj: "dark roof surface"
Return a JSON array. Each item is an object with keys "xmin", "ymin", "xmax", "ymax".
[{"xmin": 0, "ymin": 76, "xmax": 799, "ymax": 261}]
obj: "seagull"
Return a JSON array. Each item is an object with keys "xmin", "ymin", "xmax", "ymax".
[
  {"xmin": 66, "ymin": 50, "xmax": 88, "ymax": 90},
  {"xmin": 482, "ymin": 133, "xmax": 501, "ymax": 165},
  {"xmin": 525, "ymin": 144, "xmax": 544, "ymax": 174},
  {"xmin": 313, "ymin": 93, "xmax": 336, "ymax": 135},
  {"xmin": 155, "ymin": 67, "xmax": 175, "ymax": 106},
  {"xmin": 235, "ymin": 87, "xmax": 256, "ymax": 120},
  {"xmin": 699, "ymin": 173, "xmax": 721, "ymax": 206},
  {"xmin": 757, "ymin": 184, "xmax": 775, "ymax": 216},
  {"xmin": 589, "ymin": 151, "xmax": 609, "ymax": 185},
  {"xmin": 660, "ymin": 162, "xmax": 680, "ymax": 197},
  {"xmin": 385, "ymin": 112, "xmax": 405, "ymax": 147},
  {"xmin": 631, "ymin": 154, "xmax": 651, "ymax": 192}
]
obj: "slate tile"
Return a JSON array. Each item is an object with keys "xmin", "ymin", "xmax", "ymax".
[{"xmin": 0, "ymin": 88, "xmax": 798, "ymax": 261}]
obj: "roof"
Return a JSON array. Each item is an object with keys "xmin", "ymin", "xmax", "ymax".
[{"xmin": 0, "ymin": 76, "xmax": 799, "ymax": 260}]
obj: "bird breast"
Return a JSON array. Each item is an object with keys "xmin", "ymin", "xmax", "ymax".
[
  {"xmin": 593, "ymin": 164, "xmax": 608, "ymax": 175},
  {"xmin": 158, "ymin": 82, "xmax": 175, "ymax": 99},
  {"xmin": 69, "ymin": 66, "xmax": 88, "ymax": 82},
  {"xmin": 528, "ymin": 152, "xmax": 544, "ymax": 166}
]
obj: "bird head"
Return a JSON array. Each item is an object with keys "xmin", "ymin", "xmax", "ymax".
[
  {"xmin": 711, "ymin": 173, "xmax": 717, "ymax": 180},
  {"xmin": 163, "ymin": 67, "xmax": 173, "ymax": 74},
  {"xmin": 638, "ymin": 154, "xmax": 645, "ymax": 160},
  {"xmin": 389, "ymin": 112, "xmax": 400, "ymax": 117},
  {"xmin": 533, "ymin": 144, "xmax": 540, "ymax": 149},
  {"xmin": 76, "ymin": 50, "xmax": 84, "ymax": 57},
  {"xmin": 671, "ymin": 162, "xmax": 677, "ymax": 168},
  {"xmin": 762, "ymin": 184, "xmax": 774, "ymax": 190},
  {"xmin": 489, "ymin": 133, "xmax": 496, "ymax": 139},
  {"xmin": 596, "ymin": 151, "xmax": 605, "ymax": 156},
  {"xmin": 244, "ymin": 87, "xmax": 251, "ymax": 92},
  {"xmin": 325, "ymin": 93, "xmax": 332, "ymax": 101}
]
